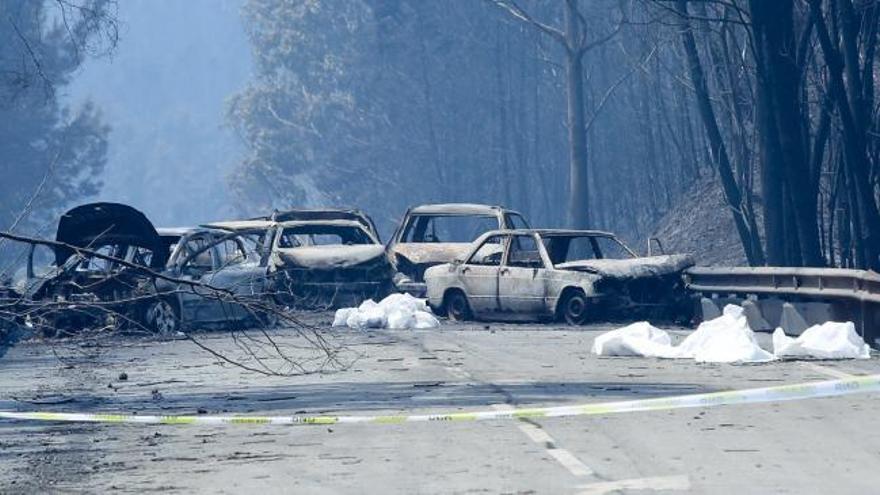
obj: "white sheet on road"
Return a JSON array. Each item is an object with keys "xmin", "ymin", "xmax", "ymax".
[
  {"xmin": 592, "ymin": 304, "xmax": 774, "ymax": 363},
  {"xmin": 333, "ymin": 293, "xmax": 440, "ymax": 330},
  {"xmin": 675, "ymin": 304, "xmax": 776, "ymax": 363},
  {"xmin": 590, "ymin": 321, "xmax": 678, "ymax": 358},
  {"xmin": 593, "ymin": 304, "xmax": 871, "ymax": 363},
  {"xmin": 773, "ymin": 321, "xmax": 871, "ymax": 360}
]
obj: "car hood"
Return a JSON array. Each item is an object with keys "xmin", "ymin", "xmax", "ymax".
[
  {"xmin": 54, "ymin": 202, "xmax": 165, "ymax": 268},
  {"xmin": 276, "ymin": 244, "xmax": 388, "ymax": 269},
  {"xmin": 555, "ymin": 254, "xmax": 695, "ymax": 279},
  {"xmin": 392, "ymin": 243, "xmax": 473, "ymax": 265}
]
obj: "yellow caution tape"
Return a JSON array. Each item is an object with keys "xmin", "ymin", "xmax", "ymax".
[{"xmin": 1, "ymin": 374, "xmax": 878, "ymax": 426}]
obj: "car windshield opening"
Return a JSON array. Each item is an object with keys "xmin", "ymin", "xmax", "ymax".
[
  {"xmin": 402, "ymin": 215, "xmax": 498, "ymax": 243},
  {"xmin": 280, "ymin": 225, "xmax": 373, "ymax": 246}
]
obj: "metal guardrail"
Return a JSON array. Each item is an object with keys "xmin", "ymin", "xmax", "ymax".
[{"xmin": 684, "ymin": 266, "xmax": 880, "ymax": 304}]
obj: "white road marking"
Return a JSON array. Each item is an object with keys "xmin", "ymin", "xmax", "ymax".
[
  {"xmin": 802, "ymin": 362, "xmax": 855, "ymax": 379},
  {"xmin": 515, "ymin": 421, "xmax": 555, "ymax": 444},
  {"xmin": 546, "ymin": 448, "xmax": 595, "ymax": 477},
  {"xmin": 491, "ymin": 404, "xmax": 594, "ymax": 478},
  {"xmin": 575, "ymin": 475, "xmax": 691, "ymax": 495}
]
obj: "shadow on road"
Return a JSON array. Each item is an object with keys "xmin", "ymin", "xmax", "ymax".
[{"xmin": 0, "ymin": 379, "xmax": 714, "ymax": 417}]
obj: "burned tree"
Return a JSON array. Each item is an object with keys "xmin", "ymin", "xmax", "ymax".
[{"xmin": 492, "ymin": 0, "xmax": 622, "ymax": 229}]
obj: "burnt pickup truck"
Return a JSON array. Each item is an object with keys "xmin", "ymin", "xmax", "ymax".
[
  {"xmin": 388, "ymin": 203, "xmax": 529, "ymax": 296},
  {"xmin": 425, "ymin": 229, "xmax": 694, "ymax": 325}
]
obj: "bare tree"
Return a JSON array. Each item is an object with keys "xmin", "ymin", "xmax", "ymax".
[{"xmin": 492, "ymin": 0, "xmax": 622, "ymax": 229}]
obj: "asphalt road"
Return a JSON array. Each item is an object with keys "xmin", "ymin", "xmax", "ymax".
[{"xmin": 1, "ymin": 318, "xmax": 879, "ymax": 494}]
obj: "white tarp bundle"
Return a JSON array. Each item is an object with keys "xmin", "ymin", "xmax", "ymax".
[
  {"xmin": 591, "ymin": 304, "xmax": 774, "ymax": 363},
  {"xmin": 773, "ymin": 321, "xmax": 871, "ymax": 360},
  {"xmin": 590, "ymin": 321, "xmax": 678, "ymax": 358},
  {"xmin": 674, "ymin": 304, "xmax": 776, "ymax": 363},
  {"xmin": 592, "ymin": 304, "xmax": 871, "ymax": 363},
  {"xmin": 332, "ymin": 293, "xmax": 440, "ymax": 330}
]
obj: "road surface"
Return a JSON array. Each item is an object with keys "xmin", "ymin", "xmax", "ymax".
[{"xmin": 0, "ymin": 319, "xmax": 878, "ymax": 494}]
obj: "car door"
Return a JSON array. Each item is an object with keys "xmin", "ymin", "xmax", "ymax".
[
  {"xmin": 175, "ymin": 235, "xmax": 216, "ymax": 322},
  {"xmin": 201, "ymin": 237, "xmax": 259, "ymax": 322},
  {"xmin": 498, "ymin": 234, "xmax": 549, "ymax": 318},
  {"xmin": 457, "ymin": 234, "xmax": 507, "ymax": 316}
]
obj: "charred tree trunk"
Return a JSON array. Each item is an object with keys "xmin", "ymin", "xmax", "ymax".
[
  {"xmin": 810, "ymin": 0, "xmax": 880, "ymax": 269},
  {"xmin": 750, "ymin": 0, "xmax": 823, "ymax": 267},
  {"xmin": 677, "ymin": 0, "xmax": 765, "ymax": 265},
  {"xmin": 564, "ymin": 2, "xmax": 590, "ymax": 229}
]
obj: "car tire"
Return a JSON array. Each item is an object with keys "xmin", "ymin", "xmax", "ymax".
[
  {"xmin": 445, "ymin": 290, "xmax": 472, "ymax": 322},
  {"xmin": 146, "ymin": 298, "xmax": 181, "ymax": 336},
  {"xmin": 560, "ymin": 290, "xmax": 590, "ymax": 326},
  {"xmin": 255, "ymin": 297, "xmax": 281, "ymax": 329}
]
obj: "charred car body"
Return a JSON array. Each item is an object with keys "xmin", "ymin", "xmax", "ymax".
[
  {"xmin": 425, "ymin": 229, "xmax": 694, "ymax": 325},
  {"xmin": 15, "ymin": 203, "xmax": 169, "ymax": 333},
  {"xmin": 388, "ymin": 203, "xmax": 530, "ymax": 295},
  {"xmin": 267, "ymin": 208, "xmax": 381, "ymax": 241},
  {"xmin": 14, "ymin": 203, "xmax": 275, "ymax": 335},
  {"xmin": 209, "ymin": 218, "xmax": 393, "ymax": 307},
  {"xmin": 148, "ymin": 227, "xmax": 276, "ymax": 334}
]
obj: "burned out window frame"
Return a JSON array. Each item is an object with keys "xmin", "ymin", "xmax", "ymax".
[
  {"xmin": 400, "ymin": 214, "xmax": 503, "ymax": 244},
  {"xmin": 465, "ymin": 234, "xmax": 508, "ymax": 267},
  {"xmin": 504, "ymin": 233, "xmax": 547, "ymax": 269}
]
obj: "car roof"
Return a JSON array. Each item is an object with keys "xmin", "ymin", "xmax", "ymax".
[
  {"xmin": 202, "ymin": 220, "xmax": 277, "ymax": 232},
  {"xmin": 277, "ymin": 219, "xmax": 366, "ymax": 229},
  {"xmin": 157, "ymin": 227, "xmax": 201, "ymax": 237},
  {"xmin": 408, "ymin": 203, "xmax": 517, "ymax": 216},
  {"xmin": 480, "ymin": 228, "xmax": 617, "ymax": 237},
  {"xmin": 271, "ymin": 207, "xmax": 370, "ymax": 221}
]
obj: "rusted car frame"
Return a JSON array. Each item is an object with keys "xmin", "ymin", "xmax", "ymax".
[
  {"xmin": 388, "ymin": 203, "xmax": 529, "ymax": 295},
  {"xmin": 425, "ymin": 229, "xmax": 694, "ymax": 325},
  {"xmin": 209, "ymin": 218, "xmax": 394, "ymax": 308}
]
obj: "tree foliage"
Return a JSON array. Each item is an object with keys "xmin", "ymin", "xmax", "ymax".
[
  {"xmin": 231, "ymin": 0, "xmax": 880, "ymax": 269},
  {"xmin": 0, "ymin": 0, "xmax": 115, "ymax": 238}
]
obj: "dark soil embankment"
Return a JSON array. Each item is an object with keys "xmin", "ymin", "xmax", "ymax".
[{"xmin": 652, "ymin": 175, "xmax": 749, "ymax": 266}]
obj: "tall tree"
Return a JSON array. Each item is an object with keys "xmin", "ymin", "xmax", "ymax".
[
  {"xmin": 0, "ymin": 0, "xmax": 114, "ymax": 243},
  {"xmin": 491, "ymin": 0, "xmax": 621, "ymax": 229}
]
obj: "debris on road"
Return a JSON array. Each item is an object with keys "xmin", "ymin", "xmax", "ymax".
[
  {"xmin": 773, "ymin": 322, "xmax": 870, "ymax": 360},
  {"xmin": 333, "ymin": 293, "xmax": 440, "ymax": 330}
]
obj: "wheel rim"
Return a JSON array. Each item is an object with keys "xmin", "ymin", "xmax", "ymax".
[
  {"xmin": 152, "ymin": 301, "xmax": 177, "ymax": 335},
  {"xmin": 566, "ymin": 296, "xmax": 586, "ymax": 323},
  {"xmin": 448, "ymin": 295, "xmax": 466, "ymax": 320}
]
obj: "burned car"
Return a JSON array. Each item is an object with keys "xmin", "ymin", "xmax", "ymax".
[
  {"xmin": 209, "ymin": 219, "xmax": 393, "ymax": 307},
  {"xmin": 267, "ymin": 208, "xmax": 381, "ymax": 242},
  {"xmin": 15, "ymin": 202, "xmax": 169, "ymax": 333},
  {"xmin": 388, "ymin": 203, "xmax": 529, "ymax": 295},
  {"xmin": 425, "ymin": 229, "xmax": 695, "ymax": 325},
  {"xmin": 147, "ymin": 227, "xmax": 277, "ymax": 334},
  {"xmin": 14, "ymin": 203, "xmax": 275, "ymax": 335}
]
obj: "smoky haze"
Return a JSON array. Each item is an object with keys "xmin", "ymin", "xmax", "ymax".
[{"xmin": 64, "ymin": 0, "xmax": 252, "ymax": 228}]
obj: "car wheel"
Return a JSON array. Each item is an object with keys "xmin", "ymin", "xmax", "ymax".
[
  {"xmin": 445, "ymin": 290, "xmax": 472, "ymax": 322},
  {"xmin": 560, "ymin": 290, "xmax": 590, "ymax": 326},
  {"xmin": 256, "ymin": 298, "xmax": 282, "ymax": 328},
  {"xmin": 147, "ymin": 298, "xmax": 180, "ymax": 335}
]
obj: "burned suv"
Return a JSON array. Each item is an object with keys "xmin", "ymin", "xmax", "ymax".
[{"xmin": 388, "ymin": 203, "xmax": 529, "ymax": 295}]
